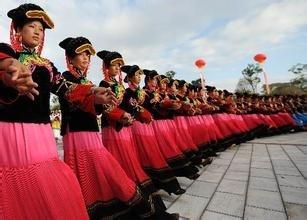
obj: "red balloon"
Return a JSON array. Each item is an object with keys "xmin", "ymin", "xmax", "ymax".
[
  {"xmin": 254, "ymin": 53, "xmax": 267, "ymax": 63},
  {"xmin": 195, "ymin": 59, "xmax": 206, "ymax": 69}
]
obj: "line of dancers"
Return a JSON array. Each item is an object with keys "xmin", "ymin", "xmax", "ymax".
[{"xmin": 0, "ymin": 3, "xmax": 305, "ymax": 220}]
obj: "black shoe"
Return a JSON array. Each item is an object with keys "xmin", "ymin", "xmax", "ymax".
[
  {"xmin": 173, "ymin": 188, "xmax": 186, "ymax": 195},
  {"xmin": 188, "ymin": 173, "xmax": 200, "ymax": 180},
  {"xmin": 202, "ymin": 157, "xmax": 213, "ymax": 166},
  {"xmin": 170, "ymin": 213, "xmax": 179, "ymax": 220},
  {"xmin": 167, "ymin": 188, "xmax": 186, "ymax": 196}
]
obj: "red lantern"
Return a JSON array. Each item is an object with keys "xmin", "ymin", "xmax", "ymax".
[
  {"xmin": 254, "ymin": 53, "xmax": 267, "ymax": 63},
  {"xmin": 195, "ymin": 59, "xmax": 206, "ymax": 69}
]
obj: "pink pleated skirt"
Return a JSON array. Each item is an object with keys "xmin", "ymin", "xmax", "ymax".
[
  {"xmin": 0, "ymin": 122, "xmax": 88, "ymax": 220},
  {"xmin": 63, "ymin": 131, "xmax": 139, "ymax": 218}
]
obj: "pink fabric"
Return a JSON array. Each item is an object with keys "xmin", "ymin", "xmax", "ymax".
[
  {"xmin": 174, "ymin": 116, "xmax": 199, "ymax": 150},
  {"xmin": 185, "ymin": 116, "xmax": 206, "ymax": 146},
  {"xmin": 132, "ymin": 122, "xmax": 170, "ymax": 169},
  {"xmin": 0, "ymin": 122, "xmax": 89, "ymax": 219},
  {"xmin": 152, "ymin": 120, "xmax": 185, "ymax": 159},
  {"xmin": 0, "ymin": 122, "xmax": 58, "ymax": 166},
  {"xmin": 101, "ymin": 127, "xmax": 151, "ymax": 186},
  {"xmin": 212, "ymin": 114, "xmax": 233, "ymax": 138},
  {"xmin": 269, "ymin": 114, "xmax": 287, "ymax": 127},
  {"xmin": 278, "ymin": 113, "xmax": 295, "ymax": 126},
  {"xmin": 63, "ymin": 131, "xmax": 138, "ymax": 204}
]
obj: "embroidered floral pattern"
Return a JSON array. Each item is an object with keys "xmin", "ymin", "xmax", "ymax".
[{"xmin": 18, "ymin": 52, "xmax": 54, "ymax": 81}]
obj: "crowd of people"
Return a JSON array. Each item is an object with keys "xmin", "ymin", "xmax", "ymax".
[{"xmin": 0, "ymin": 3, "xmax": 306, "ymax": 220}]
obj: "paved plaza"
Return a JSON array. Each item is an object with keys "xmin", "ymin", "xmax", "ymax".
[
  {"xmin": 56, "ymin": 132, "xmax": 307, "ymax": 219},
  {"xmin": 160, "ymin": 132, "xmax": 307, "ymax": 219}
]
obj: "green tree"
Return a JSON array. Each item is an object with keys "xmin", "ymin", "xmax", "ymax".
[
  {"xmin": 50, "ymin": 94, "xmax": 60, "ymax": 111},
  {"xmin": 241, "ymin": 63, "xmax": 262, "ymax": 93},
  {"xmin": 235, "ymin": 78, "xmax": 253, "ymax": 93},
  {"xmin": 288, "ymin": 63, "xmax": 307, "ymax": 91},
  {"xmin": 165, "ymin": 70, "xmax": 176, "ymax": 79}
]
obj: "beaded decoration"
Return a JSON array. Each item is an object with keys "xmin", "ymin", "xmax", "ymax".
[{"xmin": 18, "ymin": 52, "xmax": 53, "ymax": 81}]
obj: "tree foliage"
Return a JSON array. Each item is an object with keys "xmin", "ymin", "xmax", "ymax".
[
  {"xmin": 50, "ymin": 94, "xmax": 60, "ymax": 111},
  {"xmin": 241, "ymin": 63, "xmax": 262, "ymax": 93},
  {"xmin": 288, "ymin": 63, "xmax": 307, "ymax": 91},
  {"xmin": 235, "ymin": 78, "xmax": 253, "ymax": 93},
  {"xmin": 165, "ymin": 70, "xmax": 176, "ymax": 79}
]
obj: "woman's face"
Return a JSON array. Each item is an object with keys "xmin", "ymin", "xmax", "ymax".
[
  {"xmin": 159, "ymin": 81, "xmax": 167, "ymax": 90},
  {"xmin": 170, "ymin": 83, "xmax": 177, "ymax": 93},
  {"xmin": 181, "ymin": 84, "xmax": 187, "ymax": 93},
  {"xmin": 147, "ymin": 77, "xmax": 158, "ymax": 88},
  {"xmin": 129, "ymin": 72, "xmax": 142, "ymax": 85},
  {"xmin": 71, "ymin": 51, "xmax": 91, "ymax": 71},
  {"xmin": 189, "ymin": 90, "xmax": 195, "ymax": 97},
  {"xmin": 17, "ymin": 21, "xmax": 44, "ymax": 49},
  {"xmin": 108, "ymin": 62, "xmax": 121, "ymax": 77}
]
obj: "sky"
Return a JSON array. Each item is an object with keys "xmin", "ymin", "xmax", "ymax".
[{"xmin": 1, "ymin": 0, "xmax": 307, "ymax": 92}]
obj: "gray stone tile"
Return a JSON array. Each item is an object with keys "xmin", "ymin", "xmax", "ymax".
[
  {"xmin": 296, "ymin": 164, "xmax": 307, "ymax": 173},
  {"xmin": 247, "ymin": 189, "xmax": 284, "ymax": 212},
  {"xmin": 219, "ymin": 152, "xmax": 235, "ymax": 159},
  {"xmin": 250, "ymin": 168, "xmax": 275, "ymax": 179},
  {"xmin": 251, "ymin": 156, "xmax": 270, "ymax": 162},
  {"xmin": 293, "ymin": 159, "xmax": 307, "ymax": 166},
  {"xmin": 236, "ymin": 152, "xmax": 251, "ymax": 158},
  {"xmin": 249, "ymin": 176, "xmax": 278, "ymax": 192},
  {"xmin": 185, "ymin": 180, "xmax": 217, "ymax": 198},
  {"xmin": 211, "ymin": 158, "xmax": 232, "ymax": 166},
  {"xmin": 280, "ymin": 186, "xmax": 307, "ymax": 205},
  {"xmin": 237, "ymin": 149, "xmax": 252, "ymax": 154},
  {"xmin": 198, "ymin": 170, "xmax": 224, "ymax": 183},
  {"xmin": 224, "ymin": 171, "xmax": 249, "ymax": 182},
  {"xmin": 271, "ymin": 160, "xmax": 294, "ymax": 168},
  {"xmin": 277, "ymin": 175, "xmax": 307, "ymax": 189},
  {"xmin": 228, "ymin": 163, "xmax": 249, "ymax": 173},
  {"xmin": 207, "ymin": 192, "xmax": 245, "ymax": 217},
  {"xmin": 205, "ymin": 164, "xmax": 228, "ymax": 173},
  {"xmin": 217, "ymin": 179, "xmax": 247, "ymax": 195},
  {"xmin": 297, "ymin": 146, "xmax": 307, "ymax": 155},
  {"xmin": 244, "ymin": 206, "xmax": 287, "ymax": 220},
  {"xmin": 176, "ymin": 177, "xmax": 194, "ymax": 189},
  {"xmin": 274, "ymin": 166, "xmax": 301, "ymax": 176},
  {"xmin": 201, "ymin": 211, "xmax": 241, "ymax": 220},
  {"xmin": 163, "ymin": 200, "xmax": 172, "ymax": 209},
  {"xmin": 285, "ymin": 203, "xmax": 307, "ymax": 220},
  {"xmin": 251, "ymin": 161, "xmax": 272, "ymax": 169},
  {"xmin": 270, "ymin": 155, "xmax": 290, "ymax": 160},
  {"xmin": 167, "ymin": 194, "xmax": 210, "ymax": 219},
  {"xmin": 232, "ymin": 158, "xmax": 250, "ymax": 164},
  {"xmin": 158, "ymin": 190, "xmax": 180, "ymax": 202}
]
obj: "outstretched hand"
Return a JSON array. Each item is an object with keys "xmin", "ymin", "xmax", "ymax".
[
  {"xmin": 1, "ymin": 59, "xmax": 39, "ymax": 100},
  {"xmin": 93, "ymin": 87, "xmax": 117, "ymax": 105}
]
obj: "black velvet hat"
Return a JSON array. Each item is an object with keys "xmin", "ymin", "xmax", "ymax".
[
  {"xmin": 59, "ymin": 37, "xmax": 95, "ymax": 58},
  {"xmin": 8, "ymin": 3, "xmax": 54, "ymax": 29},
  {"xmin": 143, "ymin": 69, "xmax": 159, "ymax": 84},
  {"xmin": 97, "ymin": 50, "xmax": 124, "ymax": 67},
  {"xmin": 168, "ymin": 79, "xmax": 179, "ymax": 87},
  {"xmin": 223, "ymin": 90, "xmax": 233, "ymax": 97},
  {"xmin": 121, "ymin": 65, "xmax": 143, "ymax": 83},
  {"xmin": 206, "ymin": 86, "xmax": 216, "ymax": 93},
  {"xmin": 234, "ymin": 92, "xmax": 243, "ymax": 98},
  {"xmin": 178, "ymin": 80, "xmax": 188, "ymax": 88},
  {"xmin": 158, "ymin": 75, "xmax": 170, "ymax": 84},
  {"xmin": 188, "ymin": 84, "xmax": 198, "ymax": 92}
]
